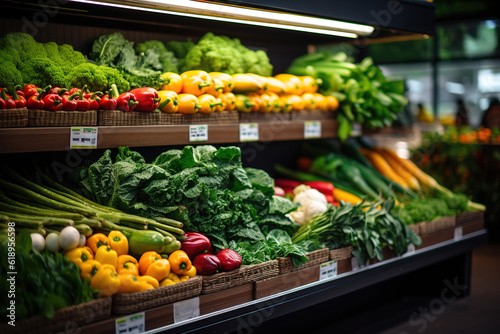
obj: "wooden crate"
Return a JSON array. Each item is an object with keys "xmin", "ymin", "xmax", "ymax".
[
  {"xmin": 254, "ymin": 265, "xmax": 320, "ymax": 299},
  {"xmin": 199, "ymin": 283, "xmax": 254, "ymax": 315}
]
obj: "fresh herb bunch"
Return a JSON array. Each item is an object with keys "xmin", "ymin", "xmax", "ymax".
[{"xmin": 0, "ymin": 231, "xmax": 96, "ymax": 321}]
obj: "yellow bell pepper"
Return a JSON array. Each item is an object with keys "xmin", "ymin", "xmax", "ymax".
[
  {"xmin": 90, "ymin": 264, "xmax": 121, "ymax": 297},
  {"xmin": 179, "ymin": 275, "xmax": 190, "ymax": 282},
  {"xmin": 83, "ymin": 246, "xmax": 94, "ymax": 258},
  {"xmin": 299, "ymin": 76, "xmax": 320, "ymax": 93},
  {"xmin": 65, "ymin": 247, "xmax": 93, "ymax": 267},
  {"xmin": 258, "ymin": 94, "xmax": 274, "ymax": 113},
  {"xmin": 145, "ymin": 258, "xmax": 171, "ymax": 282},
  {"xmin": 209, "ymin": 72, "xmax": 234, "ymax": 93},
  {"xmin": 108, "ymin": 231, "xmax": 128, "ymax": 257},
  {"xmin": 206, "ymin": 78, "xmax": 224, "ymax": 97},
  {"xmin": 159, "ymin": 278, "xmax": 176, "ymax": 287},
  {"xmin": 139, "ymin": 251, "xmax": 161, "ymax": 275},
  {"xmin": 168, "ymin": 250, "xmax": 192, "ymax": 276},
  {"xmin": 79, "ymin": 259, "xmax": 102, "ymax": 281},
  {"xmin": 198, "ymin": 94, "xmax": 221, "ymax": 114},
  {"xmin": 180, "ymin": 70, "xmax": 211, "ymax": 96},
  {"xmin": 160, "ymin": 72, "xmax": 183, "ymax": 93},
  {"xmin": 281, "ymin": 94, "xmax": 305, "ymax": 111},
  {"xmin": 235, "ymin": 94, "xmax": 255, "ymax": 113},
  {"xmin": 213, "ymin": 97, "xmax": 225, "ymax": 112},
  {"xmin": 158, "ymin": 90, "xmax": 179, "ymax": 113},
  {"xmin": 118, "ymin": 273, "xmax": 144, "ymax": 293},
  {"xmin": 95, "ymin": 245, "xmax": 118, "ymax": 269},
  {"xmin": 313, "ymin": 93, "xmax": 329, "ymax": 112},
  {"xmin": 86, "ymin": 233, "xmax": 110, "ymax": 254},
  {"xmin": 117, "ymin": 255, "xmax": 139, "ymax": 276},
  {"xmin": 165, "ymin": 272, "xmax": 181, "ymax": 284},
  {"xmin": 274, "ymin": 74, "xmax": 304, "ymax": 95},
  {"xmin": 268, "ymin": 92, "xmax": 283, "ymax": 113},
  {"xmin": 220, "ymin": 92, "xmax": 236, "ymax": 111},
  {"xmin": 185, "ymin": 265, "xmax": 197, "ymax": 278},
  {"xmin": 301, "ymin": 93, "xmax": 316, "ymax": 110},
  {"xmin": 326, "ymin": 95, "xmax": 339, "ymax": 111},
  {"xmin": 138, "ymin": 275, "xmax": 159, "ymax": 290},
  {"xmin": 177, "ymin": 94, "xmax": 201, "ymax": 114}
]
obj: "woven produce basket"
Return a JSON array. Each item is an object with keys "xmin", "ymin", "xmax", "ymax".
[
  {"xmin": 1, "ymin": 297, "xmax": 111, "ymax": 334},
  {"xmin": 329, "ymin": 246, "xmax": 354, "ymax": 261},
  {"xmin": 164, "ymin": 111, "xmax": 239, "ymax": 125},
  {"xmin": 290, "ymin": 109, "xmax": 335, "ymax": 121},
  {"xmin": 112, "ymin": 276, "xmax": 202, "ymax": 315},
  {"xmin": 277, "ymin": 248, "xmax": 330, "ymax": 275},
  {"xmin": 0, "ymin": 108, "xmax": 28, "ymax": 128},
  {"xmin": 239, "ymin": 112, "xmax": 291, "ymax": 123},
  {"xmin": 456, "ymin": 210, "xmax": 484, "ymax": 226},
  {"xmin": 201, "ymin": 260, "xmax": 279, "ymax": 294},
  {"xmin": 98, "ymin": 109, "xmax": 161, "ymax": 126},
  {"xmin": 417, "ymin": 216, "xmax": 456, "ymax": 235},
  {"xmin": 28, "ymin": 109, "xmax": 97, "ymax": 127},
  {"xmin": 408, "ymin": 224, "xmax": 419, "ymax": 235}
]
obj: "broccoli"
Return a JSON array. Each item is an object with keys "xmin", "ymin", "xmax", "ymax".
[
  {"xmin": 66, "ymin": 63, "xmax": 130, "ymax": 93},
  {"xmin": 183, "ymin": 32, "xmax": 273, "ymax": 76},
  {"xmin": 0, "ymin": 32, "xmax": 47, "ymax": 62},
  {"xmin": 18, "ymin": 56, "xmax": 68, "ymax": 88},
  {"xmin": 0, "ymin": 61, "xmax": 23, "ymax": 91},
  {"xmin": 165, "ymin": 39, "xmax": 195, "ymax": 59},
  {"xmin": 136, "ymin": 40, "xmax": 179, "ymax": 73}
]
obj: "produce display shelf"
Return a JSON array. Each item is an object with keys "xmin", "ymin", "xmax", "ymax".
[
  {"xmin": 0, "ymin": 119, "xmax": 338, "ymax": 153},
  {"xmin": 78, "ymin": 230, "xmax": 487, "ymax": 334}
]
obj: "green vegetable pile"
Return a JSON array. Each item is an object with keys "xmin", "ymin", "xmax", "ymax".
[
  {"xmin": 0, "ymin": 231, "xmax": 96, "ymax": 320},
  {"xmin": 286, "ymin": 52, "xmax": 408, "ymax": 140},
  {"xmin": 182, "ymin": 32, "xmax": 273, "ymax": 76},
  {"xmin": 292, "ymin": 199, "xmax": 421, "ymax": 265},
  {"xmin": 70, "ymin": 146, "xmax": 303, "ymax": 263}
]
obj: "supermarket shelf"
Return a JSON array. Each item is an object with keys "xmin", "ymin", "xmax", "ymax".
[
  {"xmin": 148, "ymin": 230, "xmax": 487, "ymax": 334},
  {"xmin": 0, "ymin": 120, "xmax": 338, "ymax": 153}
]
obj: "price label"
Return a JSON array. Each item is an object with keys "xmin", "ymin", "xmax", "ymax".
[
  {"xmin": 351, "ymin": 257, "xmax": 360, "ymax": 271},
  {"xmin": 70, "ymin": 127, "xmax": 98, "ymax": 149},
  {"xmin": 319, "ymin": 260, "xmax": 338, "ymax": 280},
  {"xmin": 351, "ymin": 123, "xmax": 362, "ymax": 137},
  {"xmin": 454, "ymin": 226, "xmax": 463, "ymax": 240},
  {"xmin": 403, "ymin": 244, "xmax": 416, "ymax": 257},
  {"xmin": 304, "ymin": 121, "xmax": 321, "ymax": 139},
  {"xmin": 173, "ymin": 297, "xmax": 200, "ymax": 323},
  {"xmin": 189, "ymin": 124, "xmax": 208, "ymax": 142},
  {"xmin": 115, "ymin": 312, "xmax": 145, "ymax": 334},
  {"xmin": 239, "ymin": 123, "xmax": 259, "ymax": 142}
]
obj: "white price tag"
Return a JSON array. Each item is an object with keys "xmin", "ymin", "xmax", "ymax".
[
  {"xmin": 239, "ymin": 123, "xmax": 259, "ymax": 142},
  {"xmin": 351, "ymin": 123, "xmax": 362, "ymax": 137},
  {"xmin": 319, "ymin": 260, "xmax": 338, "ymax": 280},
  {"xmin": 189, "ymin": 124, "xmax": 208, "ymax": 142},
  {"xmin": 454, "ymin": 226, "xmax": 463, "ymax": 240},
  {"xmin": 70, "ymin": 127, "xmax": 98, "ymax": 149},
  {"xmin": 115, "ymin": 312, "xmax": 145, "ymax": 334},
  {"xmin": 351, "ymin": 257, "xmax": 360, "ymax": 271},
  {"xmin": 173, "ymin": 297, "xmax": 200, "ymax": 323},
  {"xmin": 304, "ymin": 121, "xmax": 321, "ymax": 139},
  {"xmin": 403, "ymin": 244, "xmax": 416, "ymax": 257}
]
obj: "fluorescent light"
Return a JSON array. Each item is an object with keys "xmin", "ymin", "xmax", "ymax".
[
  {"xmin": 445, "ymin": 82, "xmax": 466, "ymax": 95},
  {"xmin": 69, "ymin": 0, "xmax": 374, "ymax": 38}
]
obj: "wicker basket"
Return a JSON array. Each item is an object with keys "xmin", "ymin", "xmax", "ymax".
[
  {"xmin": 290, "ymin": 109, "xmax": 335, "ymax": 121},
  {"xmin": 408, "ymin": 224, "xmax": 419, "ymax": 235},
  {"xmin": 201, "ymin": 260, "xmax": 279, "ymax": 294},
  {"xmin": 456, "ymin": 211, "xmax": 484, "ymax": 226},
  {"xmin": 164, "ymin": 111, "xmax": 239, "ymax": 125},
  {"xmin": 329, "ymin": 246, "xmax": 354, "ymax": 261},
  {"xmin": 417, "ymin": 216, "xmax": 456, "ymax": 235},
  {"xmin": 239, "ymin": 111, "xmax": 291, "ymax": 123},
  {"xmin": 277, "ymin": 248, "xmax": 330, "ymax": 275},
  {"xmin": 112, "ymin": 276, "xmax": 202, "ymax": 315},
  {"xmin": 98, "ymin": 109, "xmax": 161, "ymax": 126},
  {"xmin": 0, "ymin": 108, "xmax": 28, "ymax": 128},
  {"xmin": 1, "ymin": 297, "xmax": 111, "ymax": 334},
  {"xmin": 28, "ymin": 109, "xmax": 97, "ymax": 127}
]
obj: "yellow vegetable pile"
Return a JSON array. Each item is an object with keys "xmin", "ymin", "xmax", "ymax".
[
  {"xmin": 65, "ymin": 231, "xmax": 196, "ymax": 297},
  {"xmin": 157, "ymin": 71, "xmax": 339, "ymax": 115}
]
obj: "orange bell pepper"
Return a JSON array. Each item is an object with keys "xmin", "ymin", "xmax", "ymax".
[
  {"xmin": 118, "ymin": 273, "xmax": 144, "ymax": 293},
  {"xmin": 117, "ymin": 255, "xmax": 139, "ymax": 276},
  {"xmin": 180, "ymin": 70, "xmax": 211, "ymax": 96},
  {"xmin": 145, "ymin": 258, "xmax": 171, "ymax": 282},
  {"xmin": 206, "ymin": 78, "xmax": 224, "ymax": 97},
  {"xmin": 86, "ymin": 233, "xmax": 110, "ymax": 254},
  {"xmin": 220, "ymin": 92, "xmax": 236, "ymax": 111},
  {"xmin": 168, "ymin": 250, "xmax": 192, "ymax": 276},
  {"xmin": 139, "ymin": 251, "xmax": 161, "ymax": 275}
]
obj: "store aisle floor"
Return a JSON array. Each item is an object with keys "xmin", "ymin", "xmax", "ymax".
[{"xmin": 379, "ymin": 243, "xmax": 500, "ymax": 334}]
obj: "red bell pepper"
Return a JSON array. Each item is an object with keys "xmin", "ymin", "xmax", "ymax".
[
  {"xmin": 61, "ymin": 92, "xmax": 79, "ymax": 111},
  {"xmin": 216, "ymin": 249, "xmax": 242, "ymax": 272},
  {"xmin": 297, "ymin": 157, "xmax": 312, "ymax": 171},
  {"xmin": 0, "ymin": 93, "xmax": 6, "ymax": 109},
  {"xmin": 117, "ymin": 92, "xmax": 139, "ymax": 112},
  {"xmin": 48, "ymin": 87, "xmax": 68, "ymax": 96},
  {"xmin": 22, "ymin": 84, "xmax": 38, "ymax": 99},
  {"xmin": 0, "ymin": 89, "xmax": 16, "ymax": 109},
  {"xmin": 181, "ymin": 232, "xmax": 212, "ymax": 260},
  {"xmin": 274, "ymin": 179, "xmax": 301, "ymax": 190},
  {"xmin": 99, "ymin": 84, "xmax": 119, "ymax": 110},
  {"xmin": 304, "ymin": 181, "xmax": 335, "ymax": 196},
  {"xmin": 193, "ymin": 254, "xmax": 220, "ymax": 275},
  {"xmin": 68, "ymin": 87, "xmax": 80, "ymax": 96},
  {"xmin": 129, "ymin": 87, "xmax": 161, "ymax": 112},
  {"xmin": 27, "ymin": 91, "xmax": 44, "ymax": 109},
  {"xmin": 11, "ymin": 85, "xmax": 27, "ymax": 108},
  {"xmin": 88, "ymin": 91, "xmax": 102, "ymax": 110},
  {"xmin": 75, "ymin": 87, "xmax": 90, "ymax": 111},
  {"xmin": 42, "ymin": 93, "xmax": 63, "ymax": 111}
]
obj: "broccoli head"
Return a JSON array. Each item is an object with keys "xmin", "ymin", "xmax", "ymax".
[
  {"xmin": 66, "ymin": 63, "xmax": 130, "ymax": 93},
  {"xmin": 0, "ymin": 61, "xmax": 23, "ymax": 91},
  {"xmin": 1, "ymin": 32, "xmax": 47, "ymax": 62},
  {"xmin": 18, "ymin": 56, "xmax": 68, "ymax": 88},
  {"xmin": 57, "ymin": 44, "xmax": 87, "ymax": 72},
  {"xmin": 165, "ymin": 39, "xmax": 195, "ymax": 59}
]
